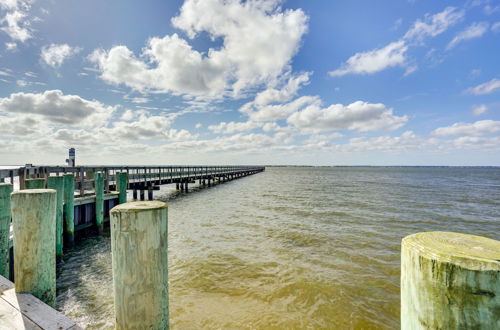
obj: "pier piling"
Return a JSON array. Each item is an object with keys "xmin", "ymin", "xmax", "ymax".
[
  {"xmin": 110, "ymin": 201, "xmax": 169, "ymax": 329},
  {"xmin": 116, "ymin": 172, "xmax": 128, "ymax": 204},
  {"xmin": 95, "ymin": 173, "xmax": 104, "ymax": 233},
  {"xmin": 63, "ymin": 174, "xmax": 75, "ymax": 248},
  {"xmin": 11, "ymin": 189, "xmax": 57, "ymax": 307},
  {"xmin": 47, "ymin": 176, "xmax": 64, "ymax": 257},
  {"xmin": 0, "ymin": 183, "xmax": 13, "ymax": 278},
  {"xmin": 25, "ymin": 178, "xmax": 45, "ymax": 189},
  {"xmin": 401, "ymin": 231, "xmax": 500, "ymax": 329}
]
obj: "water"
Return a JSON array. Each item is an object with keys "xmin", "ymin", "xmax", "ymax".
[{"xmin": 55, "ymin": 167, "xmax": 500, "ymax": 329}]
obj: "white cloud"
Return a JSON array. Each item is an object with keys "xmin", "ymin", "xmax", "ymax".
[
  {"xmin": 208, "ymin": 120, "xmax": 261, "ymax": 134},
  {"xmin": 403, "ymin": 7, "xmax": 464, "ymax": 43},
  {"xmin": 492, "ymin": 21, "xmax": 500, "ymax": 33},
  {"xmin": 0, "ymin": 90, "xmax": 115, "ymax": 126},
  {"xmin": 467, "ymin": 78, "xmax": 500, "ymax": 95},
  {"xmin": 90, "ymin": 0, "xmax": 308, "ymax": 98},
  {"xmin": 41, "ymin": 44, "xmax": 82, "ymax": 68},
  {"xmin": 287, "ymin": 101, "xmax": 408, "ymax": 133},
  {"xmin": 472, "ymin": 104, "xmax": 487, "ymax": 116},
  {"xmin": 339, "ymin": 131, "xmax": 424, "ymax": 152},
  {"xmin": 195, "ymin": 122, "xmax": 202, "ymax": 129},
  {"xmin": 330, "ymin": 7, "xmax": 464, "ymax": 76},
  {"xmin": 446, "ymin": 22, "xmax": 489, "ymax": 50},
  {"xmin": 0, "ymin": 0, "xmax": 35, "ymax": 43},
  {"xmin": 432, "ymin": 120, "xmax": 500, "ymax": 137},
  {"xmin": 242, "ymin": 95, "xmax": 321, "ymax": 122},
  {"xmin": 5, "ymin": 41, "xmax": 16, "ymax": 50},
  {"xmin": 329, "ymin": 41, "xmax": 408, "ymax": 77}
]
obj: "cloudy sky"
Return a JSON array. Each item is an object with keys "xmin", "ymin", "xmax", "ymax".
[{"xmin": 0, "ymin": 0, "xmax": 499, "ymax": 165}]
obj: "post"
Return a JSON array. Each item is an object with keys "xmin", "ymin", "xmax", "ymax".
[
  {"xmin": 79, "ymin": 168, "xmax": 85, "ymax": 196},
  {"xmin": 0, "ymin": 183, "xmax": 13, "ymax": 278},
  {"xmin": 25, "ymin": 178, "xmax": 45, "ymax": 189},
  {"xmin": 133, "ymin": 189, "xmax": 137, "ymax": 200},
  {"xmin": 140, "ymin": 190, "xmax": 145, "ymax": 201},
  {"xmin": 110, "ymin": 201, "xmax": 169, "ymax": 329},
  {"xmin": 95, "ymin": 173, "xmax": 104, "ymax": 233},
  {"xmin": 63, "ymin": 174, "xmax": 75, "ymax": 248},
  {"xmin": 11, "ymin": 189, "xmax": 57, "ymax": 307},
  {"xmin": 116, "ymin": 172, "xmax": 128, "ymax": 204},
  {"xmin": 401, "ymin": 231, "xmax": 500, "ymax": 329},
  {"xmin": 47, "ymin": 176, "xmax": 64, "ymax": 257},
  {"xmin": 147, "ymin": 187, "xmax": 153, "ymax": 201}
]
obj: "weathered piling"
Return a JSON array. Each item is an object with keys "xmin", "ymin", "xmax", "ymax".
[
  {"xmin": 401, "ymin": 231, "xmax": 500, "ymax": 329},
  {"xmin": 63, "ymin": 174, "xmax": 75, "ymax": 247},
  {"xmin": 11, "ymin": 189, "xmax": 57, "ymax": 307},
  {"xmin": 47, "ymin": 176, "xmax": 64, "ymax": 257},
  {"xmin": 116, "ymin": 172, "xmax": 128, "ymax": 204},
  {"xmin": 95, "ymin": 173, "xmax": 104, "ymax": 233},
  {"xmin": 0, "ymin": 183, "xmax": 13, "ymax": 278},
  {"xmin": 25, "ymin": 178, "xmax": 45, "ymax": 189},
  {"xmin": 110, "ymin": 201, "xmax": 169, "ymax": 329}
]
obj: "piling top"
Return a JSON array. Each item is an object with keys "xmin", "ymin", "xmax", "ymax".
[
  {"xmin": 403, "ymin": 231, "xmax": 500, "ymax": 271},
  {"xmin": 111, "ymin": 201, "xmax": 167, "ymax": 213},
  {"xmin": 11, "ymin": 189, "xmax": 57, "ymax": 195}
]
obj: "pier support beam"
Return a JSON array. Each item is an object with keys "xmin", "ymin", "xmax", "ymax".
[
  {"xmin": 47, "ymin": 176, "xmax": 64, "ymax": 257},
  {"xmin": 133, "ymin": 189, "xmax": 137, "ymax": 200},
  {"xmin": 110, "ymin": 201, "xmax": 169, "ymax": 329},
  {"xmin": 11, "ymin": 189, "xmax": 57, "ymax": 307},
  {"xmin": 95, "ymin": 173, "xmax": 104, "ymax": 233},
  {"xmin": 63, "ymin": 174, "xmax": 75, "ymax": 248},
  {"xmin": 0, "ymin": 183, "xmax": 13, "ymax": 278},
  {"xmin": 176, "ymin": 183, "xmax": 179, "ymax": 190},
  {"xmin": 25, "ymin": 178, "xmax": 45, "ymax": 189},
  {"xmin": 116, "ymin": 172, "xmax": 128, "ymax": 204},
  {"xmin": 147, "ymin": 187, "xmax": 153, "ymax": 200},
  {"xmin": 401, "ymin": 231, "xmax": 500, "ymax": 329}
]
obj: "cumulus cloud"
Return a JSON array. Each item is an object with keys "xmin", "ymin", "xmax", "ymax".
[
  {"xmin": 446, "ymin": 22, "xmax": 489, "ymax": 50},
  {"xmin": 90, "ymin": 0, "xmax": 308, "ymax": 98},
  {"xmin": 41, "ymin": 44, "xmax": 82, "ymax": 68},
  {"xmin": 0, "ymin": 90, "xmax": 115, "ymax": 126},
  {"xmin": 208, "ymin": 120, "xmax": 261, "ymax": 134},
  {"xmin": 492, "ymin": 21, "xmax": 500, "ymax": 33},
  {"xmin": 472, "ymin": 104, "xmax": 487, "ymax": 116},
  {"xmin": 329, "ymin": 41, "xmax": 408, "ymax": 77},
  {"xmin": 466, "ymin": 78, "xmax": 500, "ymax": 95},
  {"xmin": 330, "ymin": 6, "xmax": 464, "ymax": 76},
  {"xmin": 287, "ymin": 101, "xmax": 408, "ymax": 133},
  {"xmin": 0, "ymin": 0, "xmax": 35, "ymax": 43},
  {"xmin": 431, "ymin": 120, "xmax": 500, "ymax": 137}
]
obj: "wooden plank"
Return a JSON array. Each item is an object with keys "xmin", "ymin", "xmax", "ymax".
[{"xmin": 0, "ymin": 276, "xmax": 80, "ymax": 329}]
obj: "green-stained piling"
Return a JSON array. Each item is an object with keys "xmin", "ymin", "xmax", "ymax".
[
  {"xmin": 25, "ymin": 178, "xmax": 45, "ymax": 189},
  {"xmin": 63, "ymin": 174, "xmax": 75, "ymax": 247},
  {"xmin": 47, "ymin": 176, "xmax": 64, "ymax": 257},
  {"xmin": 0, "ymin": 183, "xmax": 13, "ymax": 278},
  {"xmin": 110, "ymin": 201, "xmax": 169, "ymax": 329},
  {"xmin": 401, "ymin": 231, "xmax": 500, "ymax": 329},
  {"xmin": 95, "ymin": 173, "xmax": 104, "ymax": 233},
  {"xmin": 116, "ymin": 172, "xmax": 128, "ymax": 204},
  {"xmin": 11, "ymin": 189, "xmax": 57, "ymax": 307}
]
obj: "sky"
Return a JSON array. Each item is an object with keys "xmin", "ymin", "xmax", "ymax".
[{"xmin": 0, "ymin": 0, "xmax": 499, "ymax": 166}]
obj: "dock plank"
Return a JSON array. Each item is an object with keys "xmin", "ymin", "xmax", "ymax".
[{"xmin": 0, "ymin": 276, "xmax": 80, "ymax": 330}]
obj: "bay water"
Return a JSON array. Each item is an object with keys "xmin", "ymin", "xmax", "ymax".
[{"xmin": 55, "ymin": 166, "xmax": 499, "ymax": 329}]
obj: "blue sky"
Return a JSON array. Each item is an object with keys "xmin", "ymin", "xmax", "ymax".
[{"xmin": 0, "ymin": 0, "xmax": 499, "ymax": 165}]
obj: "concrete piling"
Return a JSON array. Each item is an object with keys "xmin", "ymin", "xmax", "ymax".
[
  {"xmin": 11, "ymin": 189, "xmax": 57, "ymax": 307},
  {"xmin": 116, "ymin": 172, "xmax": 128, "ymax": 204},
  {"xmin": 25, "ymin": 178, "xmax": 45, "ymax": 189},
  {"xmin": 401, "ymin": 231, "xmax": 500, "ymax": 329},
  {"xmin": 47, "ymin": 176, "xmax": 64, "ymax": 257},
  {"xmin": 110, "ymin": 201, "xmax": 169, "ymax": 329},
  {"xmin": 63, "ymin": 174, "xmax": 75, "ymax": 248},
  {"xmin": 95, "ymin": 173, "xmax": 104, "ymax": 233},
  {"xmin": 0, "ymin": 183, "xmax": 13, "ymax": 278}
]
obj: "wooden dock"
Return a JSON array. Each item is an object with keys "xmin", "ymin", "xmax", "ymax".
[{"xmin": 0, "ymin": 275, "xmax": 80, "ymax": 329}]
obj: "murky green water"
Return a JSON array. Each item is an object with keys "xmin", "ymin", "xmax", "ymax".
[{"xmin": 56, "ymin": 167, "xmax": 500, "ymax": 329}]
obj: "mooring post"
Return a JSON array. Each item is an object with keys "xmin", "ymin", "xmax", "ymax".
[
  {"xmin": 133, "ymin": 189, "xmax": 137, "ymax": 200},
  {"xmin": 25, "ymin": 178, "xmax": 45, "ymax": 189},
  {"xmin": 147, "ymin": 186, "xmax": 153, "ymax": 200},
  {"xmin": 63, "ymin": 174, "xmax": 75, "ymax": 248},
  {"xmin": 140, "ymin": 189, "xmax": 145, "ymax": 201},
  {"xmin": 0, "ymin": 183, "xmax": 13, "ymax": 278},
  {"xmin": 110, "ymin": 201, "xmax": 169, "ymax": 329},
  {"xmin": 116, "ymin": 172, "xmax": 128, "ymax": 204},
  {"xmin": 47, "ymin": 176, "xmax": 64, "ymax": 257},
  {"xmin": 95, "ymin": 172, "xmax": 104, "ymax": 233},
  {"xmin": 401, "ymin": 231, "xmax": 500, "ymax": 329},
  {"xmin": 11, "ymin": 189, "xmax": 57, "ymax": 307}
]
